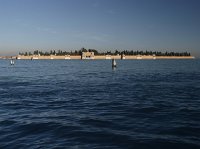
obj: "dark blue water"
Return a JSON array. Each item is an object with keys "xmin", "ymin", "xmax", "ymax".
[{"xmin": 0, "ymin": 59, "xmax": 200, "ymax": 149}]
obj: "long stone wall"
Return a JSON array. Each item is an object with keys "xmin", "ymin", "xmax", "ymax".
[{"xmin": 16, "ymin": 55, "xmax": 195, "ymax": 60}]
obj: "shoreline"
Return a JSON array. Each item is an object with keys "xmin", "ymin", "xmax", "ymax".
[
  {"xmin": 0, "ymin": 55, "xmax": 195, "ymax": 60},
  {"xmin": 16, "ymin": 55, "xmax": 195, "ymax": 60}
]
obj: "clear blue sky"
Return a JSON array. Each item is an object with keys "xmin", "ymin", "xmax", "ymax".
[{"xmin": 0, "ymin": 0, "xmax": 200, "ymax": 57}]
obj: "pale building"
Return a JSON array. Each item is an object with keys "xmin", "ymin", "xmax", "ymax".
[{"xmin": 81, "ymin": 52, "xmax": 94, "ymax": 59}]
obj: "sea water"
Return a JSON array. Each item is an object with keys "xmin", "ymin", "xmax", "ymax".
[{"xmin": 0, "ymin": 59, "xmax": 200, "ymax": 149}]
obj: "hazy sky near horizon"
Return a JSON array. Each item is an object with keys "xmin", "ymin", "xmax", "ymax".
[{"xmin": 0, "ymin": 0, "xmax": 200, "ymax": 56}]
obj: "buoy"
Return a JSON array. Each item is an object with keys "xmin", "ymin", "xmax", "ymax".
[
  {"xmin": 112, "ymin": 59, "xmax": 116, "ymax": 68},
  {"xmin": 10, "ymin": 59, "xmax": 14, "ymax": 65}
]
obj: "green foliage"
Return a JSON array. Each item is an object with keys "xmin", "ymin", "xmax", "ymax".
[{"xmin": 89, "ymin": 49, "xmax": 98, "ymax": 55}]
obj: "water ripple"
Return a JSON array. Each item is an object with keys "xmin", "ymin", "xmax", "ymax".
[{"xmin": 0, "ymin": 60, "xmax": 200, "ymax": 148}]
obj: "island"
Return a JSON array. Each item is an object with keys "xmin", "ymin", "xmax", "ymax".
[{"xmin": 1, "ymin": 48, "xmax": 195, "ymax": 60}]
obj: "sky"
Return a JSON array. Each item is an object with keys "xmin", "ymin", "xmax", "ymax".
[{"xmin": 0, "ymin": 0, "xmax": 200, "ymax": 57}]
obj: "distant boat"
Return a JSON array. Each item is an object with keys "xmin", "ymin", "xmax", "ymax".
[
  {"xmin": 112, "ymin": 59, "xmax": 116, "ymax": 67},
  {"xmin": 10, "ymin": 59, "xmax": 14, "ymax": 65}
]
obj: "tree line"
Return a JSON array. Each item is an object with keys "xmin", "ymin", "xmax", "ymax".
[{"xmin": 19, "ymin": 48, "xmax": 191, "ymax": 56}]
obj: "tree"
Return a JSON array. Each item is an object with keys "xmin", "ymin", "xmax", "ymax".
[
  {"xmin": 80, "ymin": 47, "xmax": 87, "ymax": 52},
  {"xmin": 34, "ymin": 50, "xmax": 39, "ymax": 55},
  {"xmin": 89, "ymin": 49, "xmax": 99, "ymax": 55}
]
